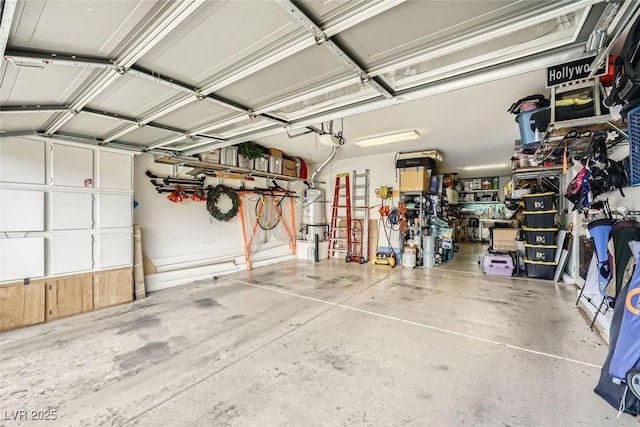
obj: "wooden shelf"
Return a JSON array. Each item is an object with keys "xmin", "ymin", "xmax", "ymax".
[{"xmin": 154, "ymin": 155, "xmax": 303, "ymax": 182}]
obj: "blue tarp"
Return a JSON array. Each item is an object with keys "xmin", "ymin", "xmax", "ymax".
[{"xmin": 609, "ymin": 241, "xmax": 640, "ymax": 381}]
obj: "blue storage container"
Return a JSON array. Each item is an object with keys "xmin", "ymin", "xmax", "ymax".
[{"xmin": 516, "ymin": 106, "xmax": 549, "ymax": 147}]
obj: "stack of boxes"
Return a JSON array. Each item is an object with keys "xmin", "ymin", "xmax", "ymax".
[
  {"xmin": 198, "ymin": 146, "xmax": 300, "ymax": 178},
  {"xmin": 521, "ymin": 192, "xmax": 559, "ymax": 279}
]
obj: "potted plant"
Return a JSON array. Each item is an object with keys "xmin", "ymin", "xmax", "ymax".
[{"xmin": 237, "ymin": 142, "xmax": 264, "ymax": 169}]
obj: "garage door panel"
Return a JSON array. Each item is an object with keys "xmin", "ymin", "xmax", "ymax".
[
  {"xmin": 9, "ymin": 0, "xmax": 158, "ymax": 57},
  {"xmin": 58, "ymin": 114, "xmax": 123, "ymax": 140},
  {"xmin": 88, "ymin": 74, "xmax": 183, "ymax": 118},
  {"xmin": 153, "ymin": 101, "xmax": 237, "ymax": 131},
  {"xmin": 216, "ymin": 46, "xmax": 351, "ymax": 108},
  {"xmin": 117, "ymin": 126, "xmax": 179, "ymax": 147},
  {"xmin": 1, "ymin": 64, "xmax": 98, "ymax": 105},
  {"xmin": 138, "ymin": 0, "xmax": 303, "ymax": 85}
]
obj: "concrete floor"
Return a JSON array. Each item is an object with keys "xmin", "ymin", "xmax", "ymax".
[{"xmin": 0, "ymin": 244, "xmax": 634, "ymax": 426}]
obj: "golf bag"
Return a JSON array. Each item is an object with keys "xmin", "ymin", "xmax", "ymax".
[
  {"xmin": 588, "ymin": 219, "xmax": 615, "ymax": 300},
  {"xmin": 610, "ymin": 241, "xmax": 640, "ymax": 383},
  {"xmin": 595, "ymin": 241, "xmax": 640, "ymax": 415}
]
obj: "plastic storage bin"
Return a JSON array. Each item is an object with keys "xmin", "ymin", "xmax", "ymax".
[
  {"xmin": 522, "ymin": 210, "xmax": 557, "ymax": 228},
  {"xmin": 269, "ymin": 156, "xmax": 283, "ymax": 174},
  {"xmin": 483, "ymin": 253, "xmax": 516, "ymax": 277},
  {"xmin": 255, "ymin": 155, "xmax": 269, "ymax": 172},
  {"xmin": 220, "ymin": 146, "xmax": 238, "ymax": 166},
  {"xmin": 523, "ymin": 243, "xmax": 557, "ymax": 262},
  {"xmin": 522, "ymin": 192, "xmax": 555, "ymax": 211},
  {"xmin": 521, "ymin": 226, "xmax": 558, "ymax": 245},
  {"xmin": 524, "ymin": 258, "xmax": 557, "ymax": 280},
  {"xmin": 515, "ymin": 106, "xmax": 549, "ymax": 146}
]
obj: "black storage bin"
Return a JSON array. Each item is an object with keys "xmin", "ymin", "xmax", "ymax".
[
  {"xmin": 524, "ymin": 243, "xmax": 557, "ymax": 262},
  {"xmin": 522, "ymin": 210, "xmax": 557, "ymax": 228},
  {"xmin": 524, "ymin": 258, "xmax": 557, "ymax": 280},
  {"xmin": 395, "ymin": 157, "xmax": 436, "ymax": 169},
  {"xmin": 522, "ymin": 226, "xmax": 558, "ymax": 245},
  {"xmin": 522, "ymin": 192, "xmax": 555, "ymax": 211}
]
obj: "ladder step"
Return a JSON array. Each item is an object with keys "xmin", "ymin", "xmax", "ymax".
[
  {"xmin": 330, "ymin": 249, "xmax": 348, "ymax": 253},
  {"xmin": 330, "ymin": 238, "xmax": 348, "ymax": 242}
]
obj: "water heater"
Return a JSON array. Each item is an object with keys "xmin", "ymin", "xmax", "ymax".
[{"xmin": 302, "ymin": 189, "xmax": 326, "ymax": 242}]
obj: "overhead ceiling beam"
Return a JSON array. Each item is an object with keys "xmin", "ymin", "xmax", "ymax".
[
  {"xmin": 81, "ymin": 107, "xmax": 211, "ymax": 138},
  {"xmin": 0, "ymin": 105, "xmax": 69, "ymax": 114},
  {"xmin": 4, "ymin": 49, "xmax": 115, "ymax": 69},
  {"xmin": 0, "ymin": 103, "xmax": 222, "ymax": 143},
  {"xmin": 43, "ymin": 0, "xmax": 206, "ymax": 135},
  {"xmin": 274, "ymin": 0, "xmax": 394, "ymax": 100},
  {"xmin": 0, "ymin": 0, "xmax": 17, "ymax": 57}
]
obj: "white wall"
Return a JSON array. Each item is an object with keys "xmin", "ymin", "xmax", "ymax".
[
  {"xmin": 316, "ymin": 151, "xmax": 403, "ymax": 252},
  {"xmin": 315, "ymin": 150, "xmax": 511, "ymax": 252},
  {"xmin": 133, "ymin": 154, "xmax": 306, "ymax": 290}
]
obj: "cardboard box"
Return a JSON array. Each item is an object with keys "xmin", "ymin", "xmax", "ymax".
[
  {"xmin": 492, "ymin": 228, "xmax": 519, "ymax": 251},
  {"xmin": 282, "ymin": 159, "xmax": 297, "ymax": 177},
  {"xmin": 267, "ymin": 148, "xmax": 283, "ymax": 158},
  {"xmin": 399, "ymin": 167, "xmax": 431, "ymax": 192}
]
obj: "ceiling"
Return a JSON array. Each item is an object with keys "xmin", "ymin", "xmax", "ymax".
[{"xmin": 0, "ymin": 0, "xmax": 638, "ymax": 178}]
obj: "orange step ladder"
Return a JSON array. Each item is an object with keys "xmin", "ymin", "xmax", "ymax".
[{"xmin": 328, "ymin": 173, "xmax": 351, "ymax": 259}]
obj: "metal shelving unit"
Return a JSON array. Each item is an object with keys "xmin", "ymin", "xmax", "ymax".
[
  {"xmin": 511, "ymin": 166, "xmax": 565, "ymax": 212},
  {"xmin": 399, "ymin": 191, "xmax": 434, "ymax": 266}
]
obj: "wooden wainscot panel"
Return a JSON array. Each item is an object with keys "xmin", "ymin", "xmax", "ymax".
[
  {"xmin": 0, "ymin": 281, "xmax": 46, "ymax": 331},
  {"xmin": 46, "ymin": 274, "xmax": 94, "ymax": 321},
  {"xmin": 93, "ymin": 267, "xmax": 133, "ymax": 310}
]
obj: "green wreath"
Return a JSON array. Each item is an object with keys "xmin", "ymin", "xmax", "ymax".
[{"xmin": 206, "ymin": 185, "xmax": 239, "ymax": 221}]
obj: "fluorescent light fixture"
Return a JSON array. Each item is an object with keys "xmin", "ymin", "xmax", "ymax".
[
  {"xmin": 354, "ymin": 130, "xmax": 420, "ymax": 147},
  {"xmin": 461, "ymin": 163, "xmax": 510, "ymax": 171}
]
